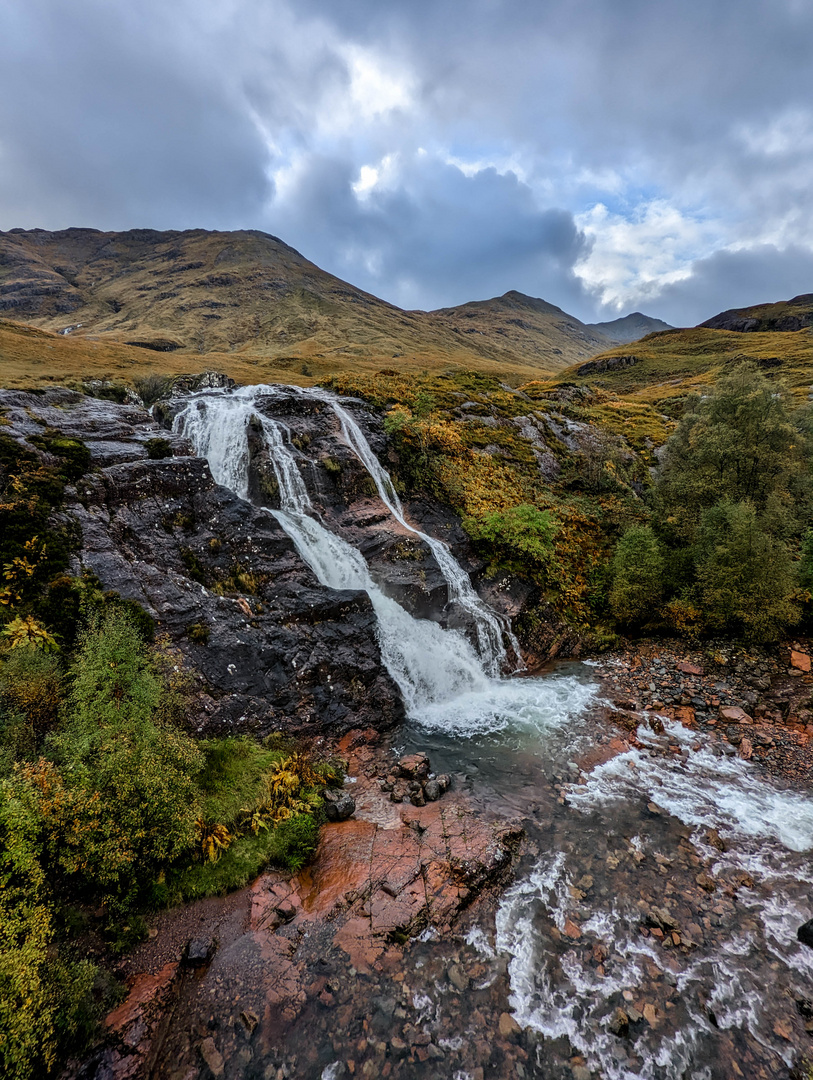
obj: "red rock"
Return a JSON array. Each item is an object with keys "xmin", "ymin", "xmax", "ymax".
[
  {"xmin": 791, "ymin": 650, "xmax": 811, "ymax": 672},
  {"xmin": 719, "ymin": 706, "xmax": 752, "ymax": 724},
  {"xmin": 563, "ymin": 918, "xmax": 582, "ymax": 940},
  {"xmin": 738, "ymin": 738, "xmax": 753, "ymax": 760},
  {"xmin": 674, "ymin": 706, "xmax": 696, "ymax": 727},
  {"xmin": 677, "ymin": 661, "xmax": 703, "ymax": 676}
]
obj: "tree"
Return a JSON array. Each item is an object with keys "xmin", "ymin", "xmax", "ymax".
[
  {"xmin": 609, "ymin": 525, "xmax": 664, "ymax": 625},
  {"xmin": 655, "ymin": 363, "xmax": 811, "ymax": 544},
  {"xmin": 694, "ymin": 500, "xmax": 800, "ymax": 641}
]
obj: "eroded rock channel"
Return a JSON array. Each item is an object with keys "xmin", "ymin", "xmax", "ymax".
[{"xmin": 4, "ymin": 384, "xmax": 812, "ymax": 1080}]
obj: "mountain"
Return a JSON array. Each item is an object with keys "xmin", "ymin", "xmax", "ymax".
[
  {"xmin": 586, "ymin": 311, "xmax": 673, "ymax": 343},
  {"xmin": 700, "ymin": 294, "xmax": 813, "ymax": 333},
  {"xmin": 430, "ymin": 290, "xmax": 611, "ymax": 367},
  {"xmin": 0, "ymin": 228, "xmax": 611, "ymax": 384}
]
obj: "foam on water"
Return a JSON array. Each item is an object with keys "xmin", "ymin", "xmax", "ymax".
[
  {"xmin": 494, "ymin": 719, "xmax": 813, "ymax": 1077},
  {"xmin": 568, "ymin": 718, "xmax": 813, "ymax": 852}
]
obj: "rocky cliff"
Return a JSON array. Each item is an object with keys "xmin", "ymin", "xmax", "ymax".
[{"xmin": 0, "ymin": 385, "xmax": 408, "ymax": 735}]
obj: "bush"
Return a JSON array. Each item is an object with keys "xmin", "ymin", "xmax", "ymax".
[
  {"xmin": 47, "ymin": 612, "xmax": 203, "ymax": 900},
  {"xmin": 465, "ymin": 504, "xmax": 558, "ymax": 572},
  {"xmin": 0, "ymin": 646, "xmax": 63, "ymax": 737},
  {"xmin": 0, "ymin": 770, "xmax": 98, "ymax": 1079},
  {"xmin": 133, "ymin": 374, "xmax": 173, "ymax": 407},
  {"xmin": 609, "ymin": 525, "xmax": 664, "ymax": 625}
]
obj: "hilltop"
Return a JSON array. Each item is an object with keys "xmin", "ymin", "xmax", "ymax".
[
  {"xmin": 0, "ymin": 227, "xmax": 614, "ymax": 386},
  {"xmin": 586, "ymin": 311, "xmax": 673, "ymax": 343},
  {"xmin": 553, "ymin": 304, "xmax": 813, "ymax": 408},
  {"xmin": 701, "ymin": 293, "xmax": 813, "ymax": 333}
]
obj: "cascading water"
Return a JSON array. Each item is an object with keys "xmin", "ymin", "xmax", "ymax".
[
  {"xmin": 173, "ymin": 387, "xmax": 541, "ymax": 723},
  {"xmin": 173, "ymin": 383, "xmax": 813, "ymax": 1077},
  {"xmin": 299, "ymin": 387, "xmax": 522, "ymax": 675}
]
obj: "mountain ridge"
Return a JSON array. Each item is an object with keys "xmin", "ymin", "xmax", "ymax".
[{"xmin": 0, "ymin": 227, "xmax": 612, "ymax": 381}]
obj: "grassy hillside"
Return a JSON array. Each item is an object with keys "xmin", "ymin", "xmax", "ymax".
[
  {"xmin": 552, "ymin": 325, "xmax": 813, "ymax": 407},
  {"xmin": 0, "ymin": 228, "xmax": 611, "ymax": 381},
  {"xmin": 700, "ymin": 293, "xmax": 813, "ymax": 332}
]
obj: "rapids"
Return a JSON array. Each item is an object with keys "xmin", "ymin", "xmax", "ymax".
[{"xmin": 173, "ymin": 384, "xmax": 813, "ymax": 1078}]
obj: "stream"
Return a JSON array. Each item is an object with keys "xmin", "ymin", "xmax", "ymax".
[{"xmin": 171, "ymin": 385, "xmax": 813, "ymax": 1079}]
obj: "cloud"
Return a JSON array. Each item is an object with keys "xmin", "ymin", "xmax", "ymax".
[
  {"xmin": 1, "ymin": 0, "xmax": 812, "ymax": 323},
  {"xmin": 646, "ymin": 245, "xmax": 813, "ymax": 328}
]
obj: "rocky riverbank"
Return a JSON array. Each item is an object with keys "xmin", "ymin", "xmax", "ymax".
[
  {"xmin": 83, "ymin": 731, "xmax": 523, "ymax": 1080},
  {"xmin": 590, "ymin": 638, "xmax": 813, "ymax": 784}
]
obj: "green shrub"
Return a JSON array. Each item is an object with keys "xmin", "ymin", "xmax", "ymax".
[
  {"xmin": 187, "ymin": 621, "xmax": 210, "ymax": 644},
  {"xmin": 0, "ymin": 646, "xmax": 63, "ymax": 737},
  {"xmin": 47, "ymin": 612, "xmax": 203, "ymax": 900},
  {"xmin": 465, "ymin": 504, "xmax": 558, "ymax": 572},
  {"xmin": 133, "ymin": 374, "xmax": 173, "ymax": 407},
  {"xmin": 609, "ymin": 525, "xmax": 664, "ymax": 626},
  {"xmin": 0, "ymin": 770, "xmax": 98, "ymax": 1079}
]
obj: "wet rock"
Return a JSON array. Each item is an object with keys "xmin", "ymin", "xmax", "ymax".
[
  {"xmin": 389, "ymin": 1036, "xmax": 408, "ymax": 1059},
  {"xmin": 738, "ymin": 737, "xmax": 754, "ymax": 760},
  {"xmin": 499, "ymin": 1012, "xmax": 522, "ymax": 1038},
  {"xmin": 797, "ymin": 918, "xmax": 813, "ymax": 948},
  {"xmin": 185, "ymin": 937, "xmax": 217, "ymax": 967},
  {"xmin": 696, "ymin": 872, "xmax": 717, "ymax": 892},
  {"xmin": 423, "ymin": 779, "xmax": 441, "ymax": 802},
  {"xmin": 198, "ymin": 1037, "xmax": 225, "ymax": 1077},
  {"xmin": 447, "ymin": 963, "xmax": 470, "ymax": 991},
  {"xmin": 396, "ymin": 753, "xmax": 431, "ymax": 782},
  {"xmin": 608, "ymin": 1007, "xmax": 629, "ymax": 1037},
  {"xmin": 324, "ymin": 789, "xmax": 356, "ymax": 822}
]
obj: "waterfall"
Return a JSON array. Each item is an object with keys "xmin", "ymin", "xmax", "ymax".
[
  {"xmin": 174, "ymin": 390, "xmax": 493, "ymax": 716},
  {"xmin": 298, "ymin": 388, "xmax": 523, "ymax": 675}
]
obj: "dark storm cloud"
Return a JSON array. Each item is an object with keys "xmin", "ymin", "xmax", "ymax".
[
  {"xmin": 271, "ymin": 153, "xmax": 593, "ymax": 311},
  {"xmin": 652, "ymin": 246, "xmax": 813, "ymax": 328},
  {"xmin": 1, "ymin": 0, "xmax": 812, "ymax": 321}
]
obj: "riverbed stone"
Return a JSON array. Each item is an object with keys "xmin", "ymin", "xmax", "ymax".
[{"xmin": 324, "ymin": 789, "xmax": 356, "ymax": 822}]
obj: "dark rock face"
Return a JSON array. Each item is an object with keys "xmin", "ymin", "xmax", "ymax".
[
  {"xmin": 0, "ymin": 387, "xmax": 404, "ymax": 737},
  {"xmin": 798, "ymin": 918, "xmax": 813, "ymax": 949},
  {"xmin": 323, "ymin": 788, "xmax": 356, "ymax": 822}
]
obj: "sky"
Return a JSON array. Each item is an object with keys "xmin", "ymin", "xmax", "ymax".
[{"xmin": 1, "ymin": 0, "xmax": 813, "ymax": 325}]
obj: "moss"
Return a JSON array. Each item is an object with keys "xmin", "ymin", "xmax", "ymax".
[
  {"xmin": 179, "ymin": 547, "xmax": 207, "ymax": 584},
  {"xmin": 145, "ymin": 437, "xmax": 172, "ymax": 460}
]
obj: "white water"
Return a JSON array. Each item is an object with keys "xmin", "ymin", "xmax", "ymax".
[
  {"xmin": 302, "ymin": 388, "xmax": 522, "ymax": 675},
  {"xmin": 172, "ymin": 386, "xmax": 582, "ymax": 731},
  {"xmin": 493, "ymin": 719, "xmax": 813, "ymax": 1078}
]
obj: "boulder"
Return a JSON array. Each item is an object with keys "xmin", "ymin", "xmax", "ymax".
[
  {"xmin": 719, "ymin": 706, "xmax": 752, "ymax": 724},
  {"xmin": 185, "ymin": 938, "xmax": 217, "ymax": 967},
  {"xmin": 323, "ymin": 789, "xmax": 356, "ymax": 822},
  {"xmin": 396, "ymin": 753, "xmax": 431, "ymax": 782},
  {"xmin": 791, "ymin": 650, "xmax": 811, "ymax": 672}
]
